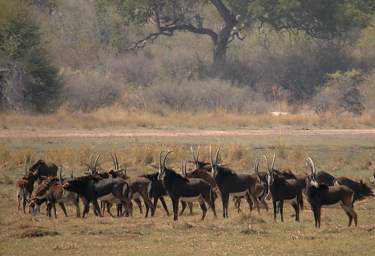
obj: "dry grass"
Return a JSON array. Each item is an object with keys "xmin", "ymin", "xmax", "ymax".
[
  {"xmin": 1, "ymin": 107, "xmax": 375, "ymax": 130},
  {"xmin": 1, "ymin": 135, "xmax": 375, "ymax": 255}
]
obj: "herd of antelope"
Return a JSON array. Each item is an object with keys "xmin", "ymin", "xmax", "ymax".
[{"xmin": 16, "ymin": 146, "xmax": 375, "ymax": 228}]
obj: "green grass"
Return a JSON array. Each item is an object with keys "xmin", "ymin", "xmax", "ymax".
[{"xmin": 1, "ymin": 133, "xmax": 375, "ymax": 256}]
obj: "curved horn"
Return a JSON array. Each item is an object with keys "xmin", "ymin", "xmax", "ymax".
[
  {"xmin": 254, "ymin": 158, "xmax": 260, "ymax": 177},
  {"xmin": 210, "ymin": 145, "xmax": 213, "ymax": 167},
  {"xmin": 196, "ymin": 146, "xmax": 200, "ymax": 162},
  {"xmin": 263, "ymin": 155, "xmax": 270, "ymax": 172},
  {"xmin": 184, "ymin": 160, "xmax": 187, "ymax": 175},
  {"xmin": 110, "ymin": 153, "xmax": 117, "ymax": 170},
  {"xmin": 94, "ymin": 154, "xmax": 100, "ymax": 167},
  {"xmin": 306, "ymin": 157, "xmax": 316, "ymax": 175},
  {"xmin": 159, "ymin": 151, "xmax": 164, "ymax": 172},
  {"xmin": 190, "ymin": 146, "xmax": 197, "ymax": 164},
  {"xmin": 24, "ymin": 155, "xmax": 28, "ymax": 175},
  {"xmin": 59, "ymin": 166, "xmax": 63, "ymax": 185},
  {"xmin": 215, "ymin": 146, "xmax": 221, "ymax": 165},
  {"xmin": 115, "ymin": 153, "xmax": 120, "ymax": 170},
  {"xmin": 163, "ymin": 151, "xmax": 172, "ymax": 170},
  {"xmin": 180, "ymin": 160, "xmax": 184, "ymax": 175},
  {"xmin": 271, "ymin": 153, "xmax": 276, "ymax": 170}
]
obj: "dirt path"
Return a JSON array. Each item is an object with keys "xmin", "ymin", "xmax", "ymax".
[{"xmin": 1, "ymin": 128, "xmax": 375, "ymax": 139}]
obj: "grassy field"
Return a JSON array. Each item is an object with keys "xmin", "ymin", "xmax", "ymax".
[
  {"xmin": 1, "ymin": 107, "xmax": 375, "ymax": 130},
  {"xmin": 1, "ymin": 132, "xmax": 375, "ymax": 256}
]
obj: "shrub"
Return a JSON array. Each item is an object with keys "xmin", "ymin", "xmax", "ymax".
[
  {"xmin": 128, "ymin": 79, "xmax": 269, "ymax": 113},
  {"xmin": 313, "ymin": 70, "xmax": 365, "ymax": 115},
  {"xmin": 63, "ymin": 71, "xmax": 121, "ymax": 112},
  {"xmin": 0, "ymin": 0, "xmax": 62, "ymax": 112}
]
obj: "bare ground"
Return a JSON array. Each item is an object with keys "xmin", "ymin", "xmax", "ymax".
[{"xmin": 1, "ymin": 128, "xmax": 375, "ymax": 139}]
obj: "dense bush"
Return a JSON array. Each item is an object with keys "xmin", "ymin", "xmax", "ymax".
[
  {"xmin": 63, "ymin": 71, "xmax": 121, "ymax": 112},
  {"xmin": 124, "ymin": 79, "xmax": 268, "ymax": 113},
  {"xmin": 313, "ymin": 70, "xmax": 365, "ymax": 115},
  {"xmin": 0, "ymin": 1, "xmax": 61, "ymax": 112}
]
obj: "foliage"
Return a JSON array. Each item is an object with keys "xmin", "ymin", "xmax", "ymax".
[
  {"xmin": 0, "ymin": 0, "xmax": 61, "ymax": 112},
  {"xmin": 314, "ymin": 70, "xmax": 365, "ymax": 115}
]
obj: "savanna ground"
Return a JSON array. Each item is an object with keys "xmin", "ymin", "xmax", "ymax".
[{"xmin": 1, "ymin": 128, "xmax": 375, "ymax": 256}]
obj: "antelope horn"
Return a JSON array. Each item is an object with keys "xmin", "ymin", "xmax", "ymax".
[
  {"xmin": 254, "ymin": 158, "xmax": 260, "ymax": 177},
  {"xmin": 215, "ymin": 146, "xmax": 221, "ymax": 165},
  {"xmin": 210, "ymin": 145, "xmax": 214, "ymax": 167},
  {"xmin": 196, "ymin": 146, "xmax": 200, "ymax": 162},
  {"xmin": 159, "ymin": 151, "xmax": 164, "ymax": 172},
  {"xmin": 263, "ymin": 155, "xmax": 270, "ymax": 172},
  {"xmin": 70, "ymin": 171, "xmax": 74, "ymax": 178},
  {"xmin": 181, "ymin": 160, "xmax": 184, "ymax": 175},
  {"xmin": 306, "ymin": 157, "xmax": 316, "ymax": 175},
  {"xmin": 24, "ymin": 155, "xmax": 28, "ymax": 175},
  {"xmin": 93, "ymin": 154, "xmax": 100, "ymax": 172},
  {"xmin": 163, "ymin": 151, "xmax": 172, "ymax": 170},
  {"xmin": 88, "ymin": 154, "xmax": 93, "ymax": 170},
  {"xmin": 271, "ymin": 153, "xmax": 276, "ymax": 170},
  {"xmin": 114, "ymin": 153, "xmax": 119, "ymax": 170},
  {"xmin": 190, "ymin": 146, "xmax": 197, "ymax": 164},
  {"xmin": 110, "ymin": 153, "xmax": 117, "ymax": 170},
  {"xmin": 59, "ymin": 166, "xmax": 63, "ymax": 185},
  {"xmin": 184, "ymin": 160, "xmax": 187, "ymax": 175}
]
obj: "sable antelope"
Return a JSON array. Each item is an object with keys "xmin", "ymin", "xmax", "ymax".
[
  {"xmin": 158, "ymin": 151, "xmax": 217, "ymax": 221},
  {"xmin": 264, "ymin": 154, "xmax": 303, "ymax": 222},
  {"xmin": 63, "ymin": 174, "xmax": 131, "ymax": 218},
  {"xmin": 141, "ymin": 172, "xmax": 170, "ymax": 216},
  {"xmin": 29, "ymin": 159, "xmax": 58, "ymax": 182},
  {"xmin": 16, "ymin": 157, "xmax": 38, "ymax": 213},
  {"xmin": 315, "ymin": 170, "xmax": 336, "ymax": 186},
  {"xmin": 233, "ymin": 159, "xmax": 270, "ymax": 213},
  {"xmin": 305, "ymin": 157, "xmax": 357, "ymax": 228},
  {"xmin": 179, "ymin": 160, "xmax": 197, "ymax": 216},
  {"xmin": 108, "ymin": 154, "xmax": 155, "ymax": 218},
  {"xmin": 334, "ymin": 177, "xmax": 374, "ymax": 202},
  {"xmin": 210, "ymin": 146, "xmax": 259, "ymax": 218},
  {"xmin": 190, "ymin": 146, "xmax": 211, "ymax": 170}
]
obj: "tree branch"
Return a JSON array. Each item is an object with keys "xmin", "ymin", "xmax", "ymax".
[{"xmin": 126, "ymin": 22, "xmax": 218, "ymax": 51}]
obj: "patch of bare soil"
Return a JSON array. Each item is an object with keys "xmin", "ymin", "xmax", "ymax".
[{"xmin": 1, "ymin": 128, "xmax": 375, "ymax": 139}]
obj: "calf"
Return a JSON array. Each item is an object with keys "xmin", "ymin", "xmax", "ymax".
[
  {"xmin": 30, "ymin": 174, "xmax": 80, "ymax": 218},
  {"xmin": 16, "ymin": 171, "xmax": 38, "ymax": 213}
]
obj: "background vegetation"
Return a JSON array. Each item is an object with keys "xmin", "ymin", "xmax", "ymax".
[{"xmin": 1, "ymin": 0, "xmax": 375, "ymax": 123}]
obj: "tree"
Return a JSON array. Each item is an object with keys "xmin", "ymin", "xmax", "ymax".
[
  {"xmin": 0, "ymin": 0, "xmax": 62, "ymax": 112},
  {"xmin": 121, "ymin": 0, "xmax": 374, "ymax": 72}
]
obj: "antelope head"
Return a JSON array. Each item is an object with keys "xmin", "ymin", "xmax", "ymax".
[{"xmin": 158, "ymin": 151, "xmax": 172, "ymax": 181}]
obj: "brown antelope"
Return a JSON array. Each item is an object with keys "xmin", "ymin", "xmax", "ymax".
[
  {"xmin": 29, "ymin": 169, "xmax": 81, "ymax": 218},
  {"xmin": 107, "ymin": 153, "xmax": 154, "ymax": 217},
  {"xmin": 305, "ymin": 157, "xmax": 357, "ymax": 228},
  {"xmin": 16, "ymin": 157, "xmax": 37, "ymax": 213}
]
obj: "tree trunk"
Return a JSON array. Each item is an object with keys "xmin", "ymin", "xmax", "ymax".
[
  {"xmin": 211, "ymin": 30, "xmax": 231, "ymax": 75},
  {"xmin": 213, "ymin": 40, "xmax": 227, "ymax": 73}
]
